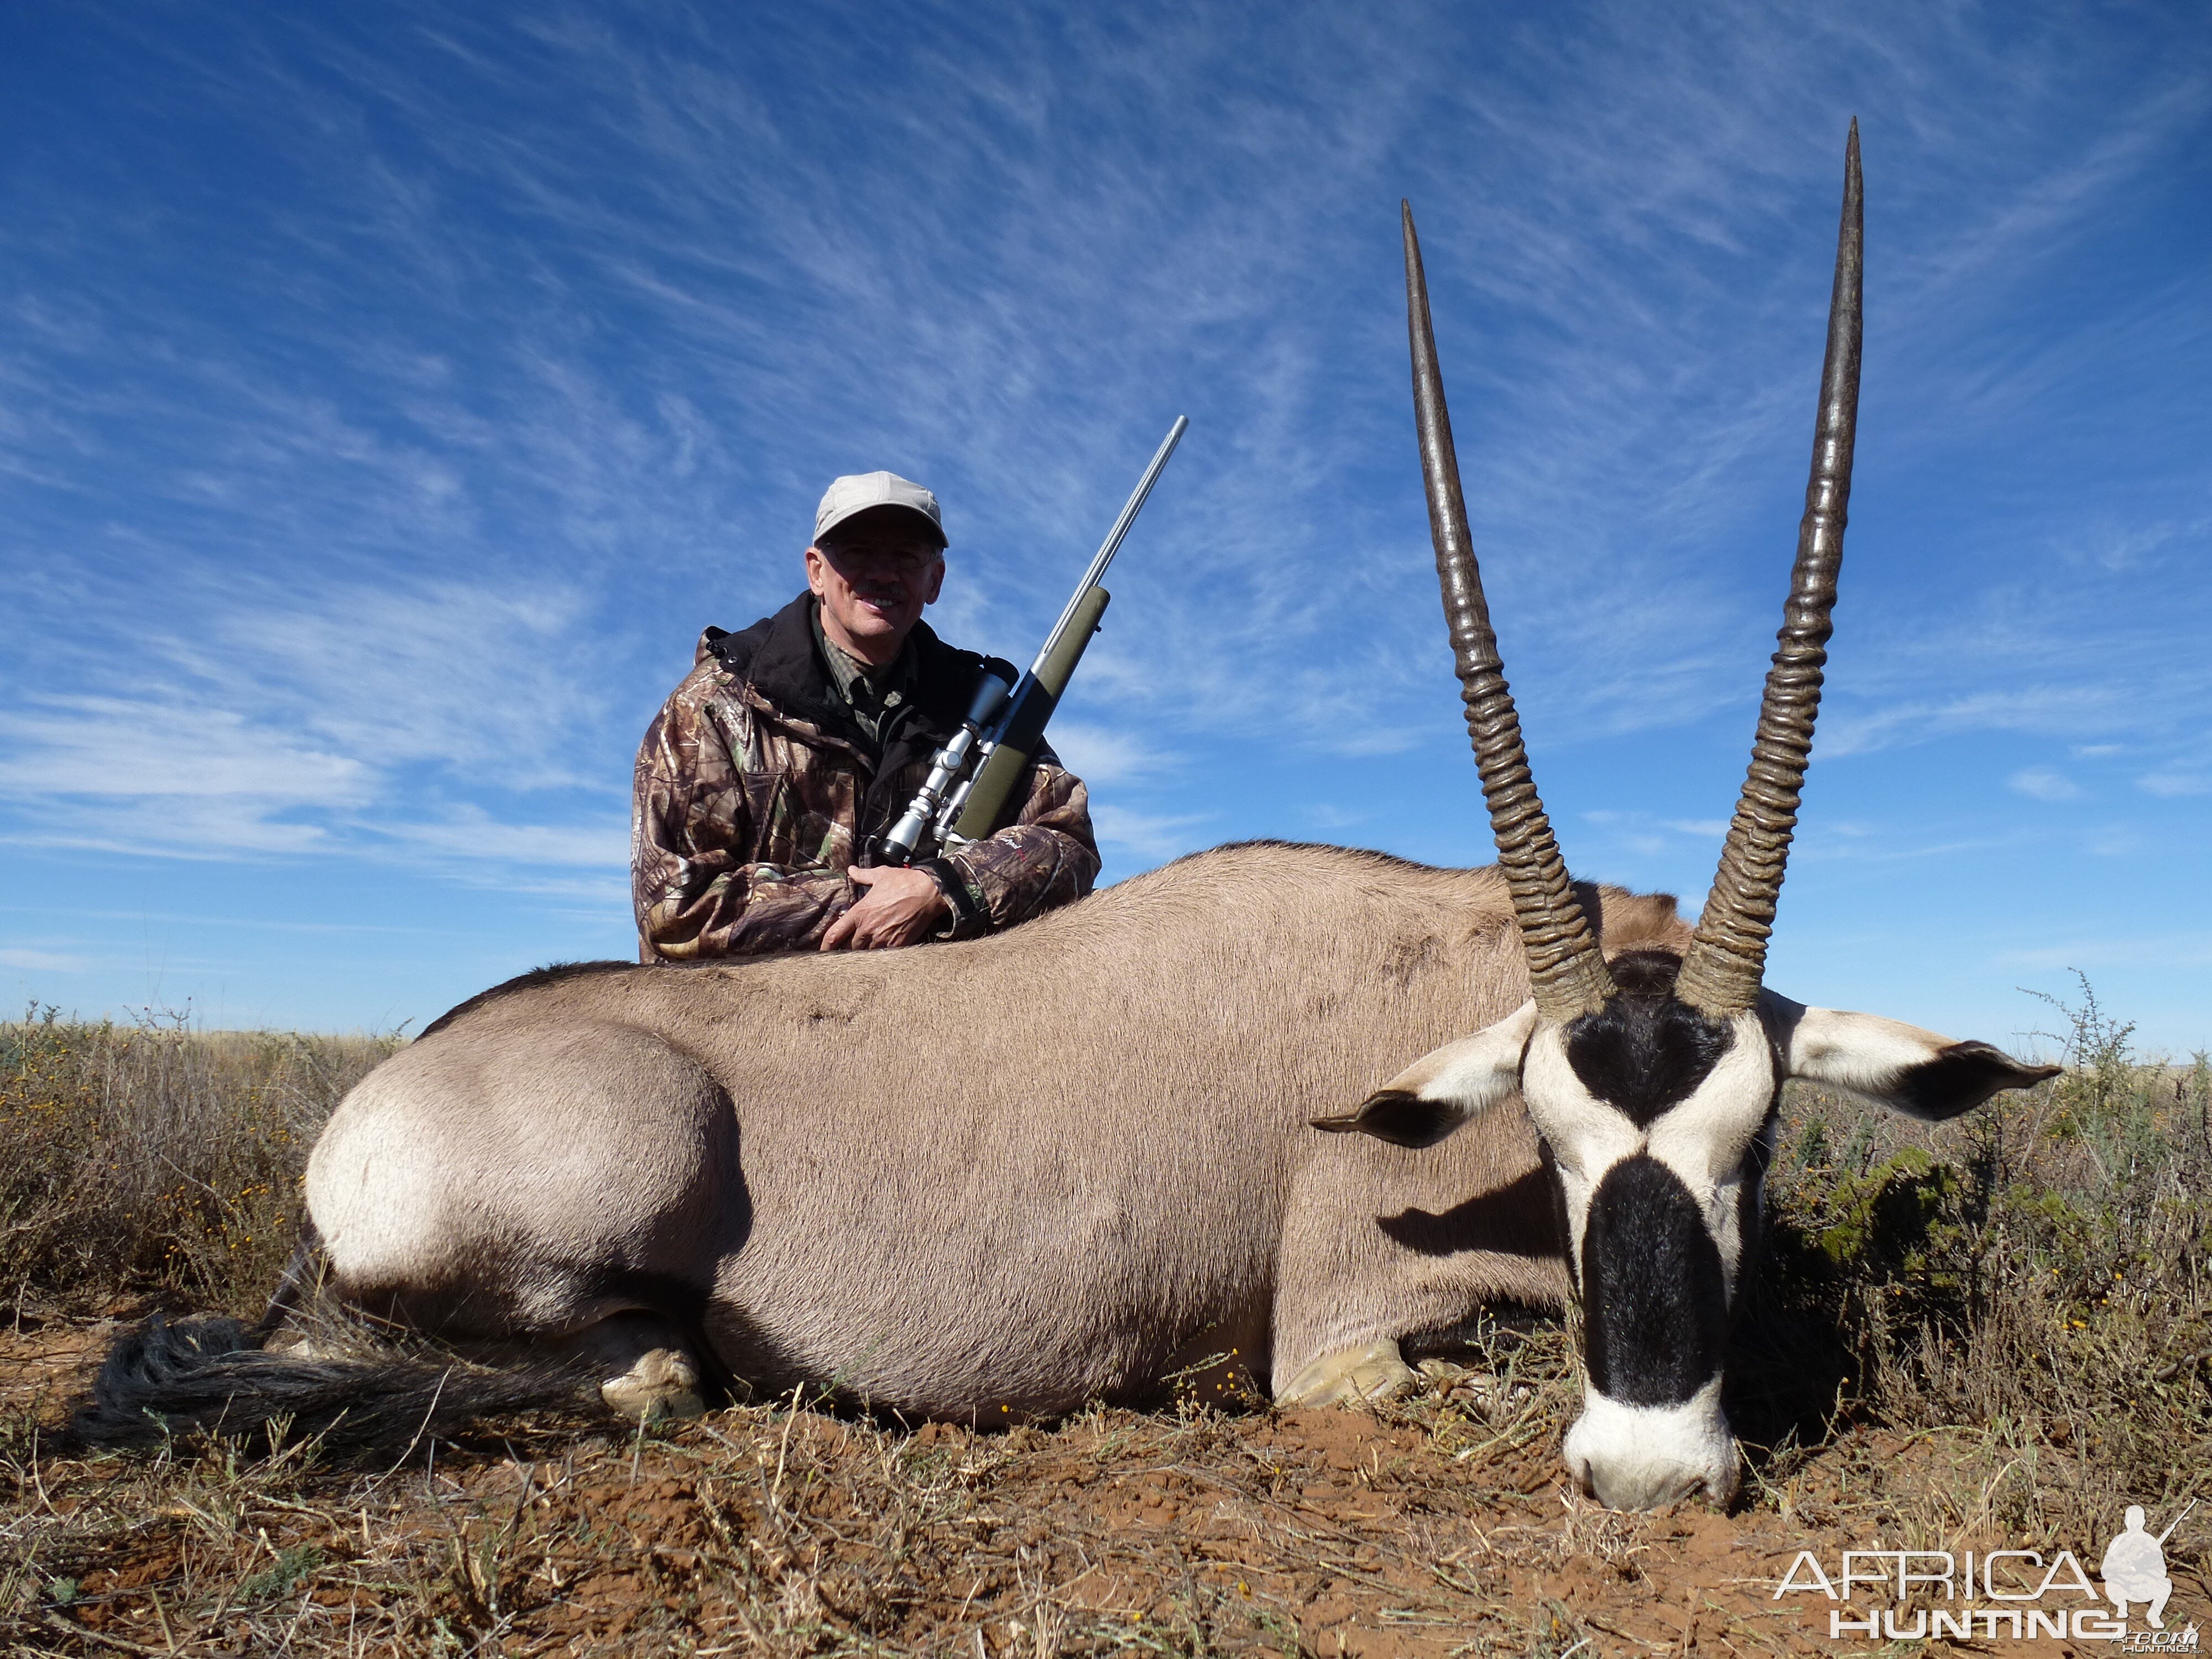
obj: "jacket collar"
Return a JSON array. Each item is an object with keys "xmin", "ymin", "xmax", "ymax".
[
  {"xmin": 701, "ymin": 592, "xmax": 976, "ymax": 750},
  {"xmin": 745, "ymin": 593, "xmax": 851, "ymax": 733}
]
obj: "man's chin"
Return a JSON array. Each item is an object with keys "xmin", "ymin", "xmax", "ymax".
[{"xmin": 851, "ymin": 608, "xmax": 910, "ymax": 638}]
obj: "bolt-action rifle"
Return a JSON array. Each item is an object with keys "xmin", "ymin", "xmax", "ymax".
[{"xmin": 876, "ymin": 415, "xmax": 1188, "ymax": 867}]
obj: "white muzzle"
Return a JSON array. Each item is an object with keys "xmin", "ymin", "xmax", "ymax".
[{"xmin": 1562, "ymin": 1378, "xmax": 1740, "ymax": 1510}]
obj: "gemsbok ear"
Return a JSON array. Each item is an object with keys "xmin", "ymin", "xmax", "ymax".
[
  {"xmin": 1759, "ymin": 994, "xmax": 2061, "ymax": 1121},
  {"xmin": 1312, "ymin": 1002, "xmax": 1537, "ymax": 1149}
]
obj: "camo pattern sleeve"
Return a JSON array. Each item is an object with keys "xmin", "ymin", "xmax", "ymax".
[
  {"xmin": 630, "ymin": 662, "xmax": 859, "ymax": 960},
  {"xmin": 934, "ymin": 747, "xmax": 1100, "ymax": 937}
]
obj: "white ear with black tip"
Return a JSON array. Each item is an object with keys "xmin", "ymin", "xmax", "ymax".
[
  {"xmin": 1759, "ymin": 994, "xmax": 2060, "ymax": 1121},
  {"xmin": 1312, "ymin": 1001, "xmax": 1538, "ymax": 1149}
]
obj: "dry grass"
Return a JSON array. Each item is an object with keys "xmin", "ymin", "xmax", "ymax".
[
  {"xmin": 1, "ymin": 986, "xmax": 2208, "ymax": 1655},
  {"xmin": 0, "ymin": 1005, "xmax": 397, "ymax": 1315},
  {"xmin": 3, "ymin": 1343, "xmax": 1768, "ymax": 1657}
]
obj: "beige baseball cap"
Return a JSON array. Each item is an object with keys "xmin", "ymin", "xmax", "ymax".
[{"xmin": 813, "ymin": 471, "xmax": 947, "ymax": 548}]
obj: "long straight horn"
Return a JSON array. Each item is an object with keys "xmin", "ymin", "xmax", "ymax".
[
  {"xmin": 1404, "ymin": 201, "xmax": 1615, "ymax": 1024},
  {"xmin": 1675, "ymin": 121, "xmax": 1864, "ymax": 1016}
]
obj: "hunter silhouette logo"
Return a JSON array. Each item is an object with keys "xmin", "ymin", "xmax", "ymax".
[
  {"xmin": 2103, "ymin": 1502, "xmax": 2191, "ymax": 1629},
  {"xmin": 1773, "ymin": 1500, "xmax": 2200, "ymax": 1646}
]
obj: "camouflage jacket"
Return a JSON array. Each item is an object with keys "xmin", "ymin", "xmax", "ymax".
[{"xmin": 631, "ymin": 593, "xmax": 1099, "ymax": 960}]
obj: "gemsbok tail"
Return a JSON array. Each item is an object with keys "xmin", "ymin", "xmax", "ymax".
[
  {"xmin": 67, "ymin": 1313, "xmax": 597, "ymax": 1453},
  {"xmin": 69, "ymin": 1230, "xmax": 597, "ymax": 1453}
]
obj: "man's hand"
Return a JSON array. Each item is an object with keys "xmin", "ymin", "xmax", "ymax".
[{"xmin": 821, "ymin": 864, "xmax": 952, "ymax": 951}]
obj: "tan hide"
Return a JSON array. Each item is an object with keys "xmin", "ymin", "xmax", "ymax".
[{"xmin": 306, "ymin": 842, "xmax": 1687, "ymax": 1417}]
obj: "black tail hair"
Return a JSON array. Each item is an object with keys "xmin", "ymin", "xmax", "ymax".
[
  {"xmin": 67, "ymin": 1313, "xmax": 594, "ymax": 1454},
  {"xmin": 249, "ymin": 1219, "xmax": 326, "ymax": 1343}
]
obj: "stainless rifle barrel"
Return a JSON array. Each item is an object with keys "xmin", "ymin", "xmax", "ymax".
[{"xmin": 1029, "ymin": 415, "xmax": 1187, "ymax": 673}]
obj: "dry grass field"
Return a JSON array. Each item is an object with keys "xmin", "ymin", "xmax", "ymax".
[{"xmin": 3, "ymin": 986, "xmax": 2208, "ymax": 1656}]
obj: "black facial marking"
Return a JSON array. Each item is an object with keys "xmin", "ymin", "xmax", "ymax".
[
  {"xmin": 1580, "ymin": 1155, "xmax": 1729, "ymax": 1406},
  {"xmin": 1311, "ymin": 1091, "xmax": 1464, "ymax": 1150},
  {"xmin": 1891, "ymin": 1042, "xmax": 2063, "ymax": 1121},
  {"xmin": 1563, "ymin": 950, "xmax": 1735, "ymax": 1127}
]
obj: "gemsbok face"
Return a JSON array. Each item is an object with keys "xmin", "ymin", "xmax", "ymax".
[{"xmin": 1321, "ymin": 123, "xmax": 2058, "ymax": 1510}]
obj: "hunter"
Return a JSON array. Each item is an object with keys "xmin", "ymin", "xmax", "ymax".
[{"xmin": 631, "ymin": 471, "xmax": 1101, "ymax": 959}]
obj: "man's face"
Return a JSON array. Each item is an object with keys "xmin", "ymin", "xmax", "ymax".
[{"xmin": 805, "ymin": 509, "xmax": 945, "ymax": 667}]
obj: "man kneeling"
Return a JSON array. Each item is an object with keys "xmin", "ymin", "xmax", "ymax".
[{"xmin": 632, "ymin": 470, "xmax": 1099, "ymax": 959}]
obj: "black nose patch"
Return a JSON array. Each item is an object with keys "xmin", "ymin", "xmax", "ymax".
[
  {"xmin": 1564, "ymin": 950, "xmax": 1735, "ymax": 1128},
  {"xmin": 1581, "ymin": 1154, "xmax": 1728, "ymax": 1407}
]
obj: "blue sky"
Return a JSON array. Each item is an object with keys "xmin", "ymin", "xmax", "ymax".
[{"xmin": 3, "ymin": 2, "xmax": 2206, "ymax": 1054}]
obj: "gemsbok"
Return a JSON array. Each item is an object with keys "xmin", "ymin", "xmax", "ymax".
[{"xmin": 82, "ymin": 122, "xmax": 2056, "ymax": 1509}]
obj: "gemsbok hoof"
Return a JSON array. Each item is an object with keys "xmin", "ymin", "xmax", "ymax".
[
  {"xmin": 600, "ymin": 1346, "xmax": 706, "ymax": 1422},
  {"xmin": 1274, "ymin": 1339, "xmax": 1418, "ymax": 1409}
]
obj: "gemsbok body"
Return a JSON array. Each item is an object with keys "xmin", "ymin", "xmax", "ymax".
[{"xmin": 82, "ymin": 123, "xmax": 2055, "ymax": 1509}]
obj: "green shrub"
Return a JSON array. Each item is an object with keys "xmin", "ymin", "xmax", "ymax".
[{"xmin": 1735, "ymin": 975, "xmax": 2211, "ymax": 1548}]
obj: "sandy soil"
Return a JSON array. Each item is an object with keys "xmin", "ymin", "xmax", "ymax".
[{"xmin": 4, "ymin": 1313, "xmax": 2204, "ymax": 1657}]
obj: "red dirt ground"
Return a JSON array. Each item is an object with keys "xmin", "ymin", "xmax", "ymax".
[{"xmin": 4, "ymin": 1313, "xmax": 2204, "ymax": 1656}]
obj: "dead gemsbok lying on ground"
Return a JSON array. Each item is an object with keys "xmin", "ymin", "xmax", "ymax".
[{"xmin": 80, "ymin": 124, "xmax": 2054, "ymax": 1510}]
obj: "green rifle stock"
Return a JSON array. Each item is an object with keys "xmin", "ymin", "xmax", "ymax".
[{"xmin": 950, "ymin": 585, "xmax": 1112, "ymax": 842}]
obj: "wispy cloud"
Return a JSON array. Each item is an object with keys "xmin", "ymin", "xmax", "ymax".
[
  {"xmin": 0, "ymin": 696, "xmax": 367, "ymax": 805},
  {"xmin": 2, "ymin": 0, "xmax": 2204, "ymax": 1036},
  {"xmin": 1089, "ymin": 804, "xmax": 1218, "ymax": 863},
  {"xmin": 1999, "ymin": 935, "xmax": 2212, "ymax": 973},
  {"xmin": 1822, "ymin": 688, "xmax": 2132, "ymax": 758},
  {"xmin": 376, "ymin": 812, "xmax": 625, "ymax": 869},
  {"xmin": 2140, "ymin": 771, "xmax": 2211, "ymax": 798},
  {"xmin": 0, "ymin": 947, "xmax": 93, "ymax": 974},
  {"xmin": 0, "ymin": 568, "xmax": 622, "ymax": 867},
  {"xmin": 1044, "ymin": 722, "xmax": 1178, "ymax": 789},
  {"xmin": 2010, "ymin": 767, "xmax": 2080, "ymax": 802}
]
